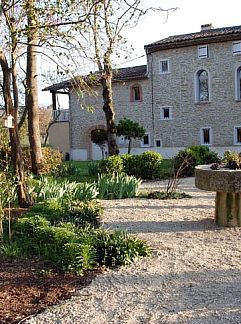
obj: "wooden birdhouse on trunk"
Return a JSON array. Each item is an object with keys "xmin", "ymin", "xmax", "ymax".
[{"xmin": 3, "ymin": 114, "xmax": 14, "ymax": 129}]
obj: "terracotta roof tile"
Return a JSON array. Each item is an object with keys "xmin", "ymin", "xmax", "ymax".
[
  {"xmin": 145, "ymin": 25, "xmax": 241, "ymax": 53},
  {"xmin": 43, "ymin": 65, "xmax": 147, "ymax": 92}
]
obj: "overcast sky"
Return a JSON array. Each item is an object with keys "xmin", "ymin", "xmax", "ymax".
[{"xmin": 40, "ymin": 0, "xmax": 241, "ymax": 106}]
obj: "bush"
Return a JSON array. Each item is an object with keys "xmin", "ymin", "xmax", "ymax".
[
  {"xmin": 147, "ymin": 191, "xmax": 192, "ymax": 200},
  {"xmin": 56, "ymin": 162, "xmax": 78, "ymax": 177},
  {"xmin": 121, "ymin": 152, "xmax": 163, "ymax": 180},
  {"xmin": 137, "ymin": 151, "xmax": 163, "ymax": 179},
  {"xmin": 96, "ymin": 173, "xmax": 141, "ymax": 199},
  {"xmin": 173, "ymin": 146, "xmax": 220, "ymax": 177},
  {"xmin": 29, "ymin": 198, "xmax": 103, "ymax": 228},
  {"xmin": 121, "ymin": 154, "xmax": 139, "ymax": 177},
  {"xmin": 94, "ymin": 228, "xmax": 151, "ymax": 267},
  {"xmin": 222, "ymin": 151, "xmax": 241, "ymax": 169},
  {"xmin": 10, "ymin": 215, "xmax": 150, "ymax": 275},
  {"xmin": 98, "ymin": 155, "xmax": 124, "ymax": 176},
  {"xmin": 28, "ymin": 176, "xmax": 98, "ymax": 203},
  {"xmin": 22, "ymin": 147, "xmax": 63, "ymax": 175},
  {"xmin": 87, "ymin": 161, "xmax": 100, "ymax": 179}
]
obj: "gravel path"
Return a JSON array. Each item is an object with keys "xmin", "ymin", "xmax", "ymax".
[{"xmin": 25, "ymin": 178, "xmax": 241, "ymax": 324}]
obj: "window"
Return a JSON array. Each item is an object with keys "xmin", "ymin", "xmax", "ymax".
[
  {"xmin": 196, "ymin": 69, "xmax": 209, "ymax": 102},
  {"xmin": 159, "ymin": 59, "xmax": 169, "ymax": 74},
  {"xmin": 235, "ymin": 67, "xmax": 241, "ymax": 100},
  {"xmin": 141, "ymin": 133, "xmax": 150, "ymax": 147},
  {"xmin": 234, "ymin": 126, "xmax": 241, "ymax": 144},
  {"xmin": 155, "ymin": 139, "xmax": 161, "ymax": 147},
  {"xmin": 198, "ymin": 45, "xmax": 208, "ymax": 58},
  {"xmin": 233, "ymin": 41, "xmax": 241, "ymax": 55},
  {"xmin": 130, "ymin": 84, "xmax": 142, "ymax": 102},
  {"xmin": 200, "ymin": 127, "xmax": 211, "ymax": 145},
  {"xmin": 160, "ymin": 106, "xmax": 172, "ymax": 120}
]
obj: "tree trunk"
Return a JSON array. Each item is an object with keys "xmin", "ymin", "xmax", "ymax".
[
  {"xmin": 0, "ymin": 50, "xmax": 32, "ymax": 208},
  {"xmin": 26, "ymin": 1, "xmax": 42, "ymax": 174},
  {"xmin": 100, "ymin": 73, "xmax": 119, "ymax": 156},
  {"xmin": 128, "ymin": 138, "xmax": 132, "ymax": 154}
]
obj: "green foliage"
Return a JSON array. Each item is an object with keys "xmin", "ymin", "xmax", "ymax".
[
  {"xmin": 8, "ymin": 215, "xmax": 150, "ymax": 275},
  {"xmin": 22, "ymin": 147, "xmax": 63, "ymax": 175},
  {"xmin": 146, "ymin": 191, "xmax": 192, "ymax": 200},
  {"xmin": 87, "ymin": 161, "xmax": 100, "ymax": 179},
  {"xmin": 117, "ymin": 118, "xmax": 145, "ymax": 153},
  {"xmin": 28, "ymin": 176, "xmax": 98, "ymax": 203},
  {"xmin": 222, "ymin": 151, "xmax": 241, "ymax": 169},
  {"xmin": 96, "ymin": 173, "xmax": 141, "ymax": 199},
  {"xmin": 117, "ymin": 118, "xmax": 145, "ymax": 139},
  {"xmin": 94, "ymin": 228, "xmax": 151, "ymax": 267},
  {"xmin": 0, "ymin": 242, "xmax": 22, "ymax": 258},
  {"xmin": 90, "ymin": 129, "xmax": 107, "ymax": 145},
  {"xmin": 100, "ymin": 152, "xmax": 164, "ymax": 180},
  {"xmin": 71, "ymin": 182, "xmax": 99, "ymax": 201},
  {"xmin": 29, "ymin": 198, "xmax": 103, "ymax": 228},
  {"xmin": 137, "ymin": 151, "xmax": 163, "ymax": 180},
  {"xmin": 56, "ymin": 162, "xmax": 78, "ymax": 177},
  {"xmin": 173, "ymin": 146, "xmax": 220, "ymax": 177},
  {"xmin": 99, "ymin": 155, "xmax": 124, "ymax": 176}
]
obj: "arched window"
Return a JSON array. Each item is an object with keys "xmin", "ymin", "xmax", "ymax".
[
  {"xmin": 197, "ymin": 69, "xmax": 209, "ymax": 102},
  {"xmin": 236, "ymin": 67, "xmax": 241, "ymax": 100}
]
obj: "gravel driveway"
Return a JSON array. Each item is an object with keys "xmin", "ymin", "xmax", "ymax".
[{"xmin": 25, "ymin": 178, "xmax": 241, "ymax": 324}]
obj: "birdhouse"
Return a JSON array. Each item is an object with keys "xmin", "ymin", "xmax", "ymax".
[{"xmin": 3, "ymin": 114, "xmax": 14, "ymax": 128}]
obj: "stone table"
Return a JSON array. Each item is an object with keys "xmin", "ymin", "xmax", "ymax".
[{"xmin": 195, "ymin": 164, "xmax": 241, "ymax": 227}]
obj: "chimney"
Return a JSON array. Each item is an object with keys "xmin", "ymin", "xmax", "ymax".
[{"xmin": 201, "ymin": 23, "xmax": 213, "ymax": 31}]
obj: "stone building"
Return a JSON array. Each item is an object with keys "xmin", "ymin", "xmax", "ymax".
[{"xmin": 44, "ymin": 24, "xmax": 241, "ymax": 160}]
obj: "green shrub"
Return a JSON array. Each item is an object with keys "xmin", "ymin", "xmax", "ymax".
[
  {"xmin": 29, "ymin": 176, "xmax": 98, "ymax": 203},
  {"xmin": 173, "ymin": 146, "xmax": 220, "ymax": 177},
  {"xmin": 138, "ymin": 151, "xmax": 163, "ymax": 179},
  {"xmin": 121, "ymin": 152, "xmax": 163, "ymax": 180},
  {"xmin": 22, "ymin": 147, "xmax": 63, "ymax": 175},
  {"xmin": 96, "ymin": 173, "xmax": 141, "ymax": 199},
  {"xmin": 147, "ymin": 191, "xmax": 192, "ymax": 200},
  {"xmin": 87, "ymin": 161, "xmax": 100, "ymax": 179},
  {"xmin": 94, "ymin": 228, "xmax": 151, "ymax": 267},
  {"xmin": 99, "ymin": 155, "xmax": 124, "ymax": 176},
  {"xmin": 121, "ymin": 154, "xmax": 139, "ymax": 177},
  {"xmin": 71, "ymin": 182, "xmax": 99, "ymax": 201},
  {"xmin": 29, "ymin": 198, "xmax": 103, "ymax": 228},
  {"xmin": 222, "ymin": 151, "xmax": 241, "ymax": 169},
  {"xmin": 9, "ymin": 215, "xmax": 150, "ymax": 275},
  {"xmin": 56, "ymin": 162, "xmax": 78, "ymax": 177}
]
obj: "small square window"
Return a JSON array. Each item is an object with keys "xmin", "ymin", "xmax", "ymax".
[
  {"xmin": 233, "ymin": 42, "xmax": 241, "ymax": 55},
  {"xmin": 201, "ymin": 127, "xmax": 211, "ymax": 145},
  {"xmin": 159, "ymin": 60, "xmax": 169, "ymax": 74},
  {"xmin": 198, "ymin": 45, "xmax": 208, "ymax": 58},
  {"xmin": 234, "ymin": 126, "xmax": 241, "ymax": 144},
  {"xmin": 141, "ymin": 133, "xmax": 150, "ymax": 147},
  {"xmin": 160, "ymin": 107, "xmax": 172, "ymax": 120},
  {"xmin": 155, "ymin": 139, "xmax": 161, "ymax": 147}
]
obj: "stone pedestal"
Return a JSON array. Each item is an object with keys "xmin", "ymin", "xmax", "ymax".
[
  {"xmin": 215, "ymin": 192, "xmax": 241, "ymax": 226},
  {"xmin": 195, "ymin": 165, "xmax": 241, "ymax": 227}
]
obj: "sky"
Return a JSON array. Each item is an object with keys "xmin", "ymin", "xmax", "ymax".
[{"xmin": 39, "ymin": 0, "xmax": 241, "ymax": 107}]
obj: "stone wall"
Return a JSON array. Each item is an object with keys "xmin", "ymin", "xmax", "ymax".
[{"xmin": 69, "ymin": 39, "xmax": 241, "ymax": 160}]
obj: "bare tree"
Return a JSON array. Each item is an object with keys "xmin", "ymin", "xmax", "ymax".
[{"xmin": 73, "ymin": 1, "xmax": 176, "ymax": 156}]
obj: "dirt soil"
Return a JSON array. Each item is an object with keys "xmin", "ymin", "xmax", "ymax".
[{"xmin": 0, "ymin": 256, "xmax": 98, "ymax": 324}]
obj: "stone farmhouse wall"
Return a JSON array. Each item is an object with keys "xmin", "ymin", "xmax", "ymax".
[
  {"xmin": 69, "ymin": 36, "xmax": 241, "ymax": 160},
  {"xmin": 148, "ymin": 41, "xmax": 241, "ymax": 153},
  {"xmin": 69, "ymin": 78, "xmax": 153, "ymax": 160}
]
